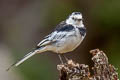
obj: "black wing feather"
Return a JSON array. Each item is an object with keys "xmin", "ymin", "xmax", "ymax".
[
  {"xmin": 37, "ymin": 21, "xmax": 75, "ymax": 47},
  {"xmin": 55, "ymin": 21, "xmax": 74, "ymax": 32}
]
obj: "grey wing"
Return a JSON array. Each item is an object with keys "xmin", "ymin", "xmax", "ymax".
[
  {"xmin": 37, "ymin": 21, "xmax": 66, "ymax": 47},
  {"xmin": 37, "ymin": 32, "xmax": 54, "ymax": 47},
  {"xmin": 37, "ymin": 31, "xmax": 67, "ymax": 47}
]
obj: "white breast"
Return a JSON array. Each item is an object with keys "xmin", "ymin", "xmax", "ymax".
[{"xmin": 47, "ymin": 27, "xmax": 85, "ymax": 54}]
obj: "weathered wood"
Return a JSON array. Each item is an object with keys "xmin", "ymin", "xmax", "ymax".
[{"xmin": 57, "ymin": 49, "xmax": 119, "ymax": 80}]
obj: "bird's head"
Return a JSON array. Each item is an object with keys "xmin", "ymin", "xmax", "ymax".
[{"xmin": 66, "ymin": 12, "xmax": 84, "ymax": 27}]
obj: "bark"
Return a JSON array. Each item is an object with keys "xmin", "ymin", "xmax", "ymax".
[{"xmin": 57, "ymin": 49, "xmax": 119, "ymax": 80}]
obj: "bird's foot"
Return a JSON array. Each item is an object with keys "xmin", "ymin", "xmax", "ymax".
[{"xmin": 58, "ymin": 54, "xmax": 64, "ymax": 64}]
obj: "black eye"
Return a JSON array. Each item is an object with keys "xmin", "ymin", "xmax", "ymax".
[{"xmin": 72, "ymin": 17, "xmax": 75, "ymax": 20}]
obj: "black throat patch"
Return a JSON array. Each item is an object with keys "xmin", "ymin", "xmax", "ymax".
[{"xmin": 78, "ymin": 27, "xmax": 86, "ymax": 36}]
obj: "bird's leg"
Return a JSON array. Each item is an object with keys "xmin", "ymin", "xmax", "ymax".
[
  {"xmin": 58, "ymin": 54, "xmax": 64, "ymax": 64},
  {"xmin": 63, "ymin": 55, "xmax": 69, "ymax": 62}
]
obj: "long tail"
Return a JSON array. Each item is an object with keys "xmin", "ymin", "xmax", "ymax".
[{"xmin": 6, "ymin": 47, "xmax": 45, "ymax": 71}]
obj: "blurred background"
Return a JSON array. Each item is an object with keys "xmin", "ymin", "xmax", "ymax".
[{"xmin": 0, "ymin": 0, "xmax": 120, "ymax": 80}]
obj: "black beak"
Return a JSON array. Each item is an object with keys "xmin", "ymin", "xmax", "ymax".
[{"xmin": 77, "ymin": 19, "xmax": 82, "ymax": 21}]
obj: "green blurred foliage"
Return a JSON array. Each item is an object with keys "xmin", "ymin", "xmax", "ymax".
[{"xmin": 92, "ymin": 0, "xmax": 120, "ymax": 28}]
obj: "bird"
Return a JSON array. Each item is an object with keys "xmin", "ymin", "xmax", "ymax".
[{"xmin": 6, "ymin": 12, "xmax": 86, "ymax": 71}]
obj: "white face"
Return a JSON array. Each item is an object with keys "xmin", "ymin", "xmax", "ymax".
[{"xmin": 66, "ymin": 12, "xmax": 84, "ymax": 27}]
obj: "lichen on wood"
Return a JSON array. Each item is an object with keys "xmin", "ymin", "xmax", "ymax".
[{"xmin": 57, "ymin": 49, "xmax": 119, "ymax": 80}]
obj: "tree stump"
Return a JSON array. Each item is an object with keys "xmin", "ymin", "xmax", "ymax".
[{"xmin": 57, "ymin": 49, "xmax": 119, "ymax": 80}]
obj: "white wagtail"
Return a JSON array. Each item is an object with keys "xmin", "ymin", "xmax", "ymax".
[{"xmin": 7, "ymin": 12, "xmax": 86, "ymax": 71}]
